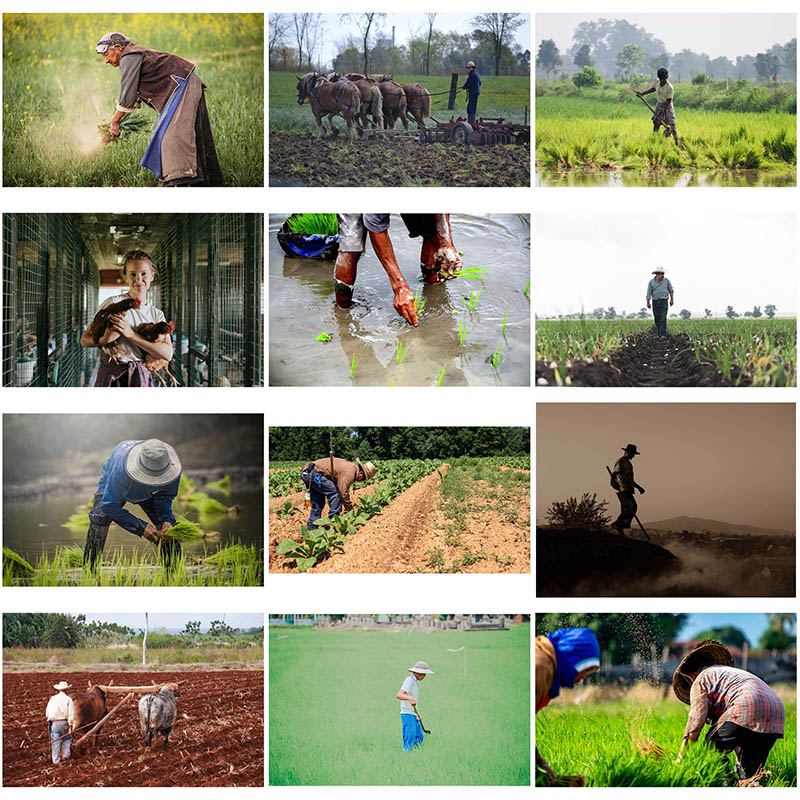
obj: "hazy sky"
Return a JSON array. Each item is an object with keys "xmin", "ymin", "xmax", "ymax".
[
  {"xmin": 79, "ymin": 614, "xmax": 264, "ymax": 632},
  {"xmin": 537, "ymin": 403, "xmax": 795, "ymax": 530},
  {"xmin": 536, "ymin": 14, "xmax": 795, "ymax": 59},
  {"xmin": 535, "ymin": 214, "xmax": 796, "ymax": 316},
  {"xmin": 276, "ymin": 13, "xmax": 530, "ymax": 68},
  {"xmin": 683, "ymin": 613, "xmax": 794, "ymax": 645}
]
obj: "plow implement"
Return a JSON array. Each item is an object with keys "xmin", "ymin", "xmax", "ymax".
[{"xmin": 418, "ymin": 117, "xmax": 530, "ymax": 146}]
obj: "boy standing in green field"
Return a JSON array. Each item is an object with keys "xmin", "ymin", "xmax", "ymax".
[{"xmin": 396, "ymin": 660, "xmax": 434, "ymax": 750}]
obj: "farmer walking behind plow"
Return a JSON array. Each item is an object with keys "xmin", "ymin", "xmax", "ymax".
[
  {"xmin": 396, "ymin": 660, "xmax": 434, "ymax": 751},
  {"xmin": 299, "ymin": 456, "xmax": 376, "ymax": 529},
  {"xmin": 46, "ymin": 680, "xmax": 74, "ymax": 764},
  {"xmin": 635, "ymin": 67, "xmax": 679, "ymax": 147},
  {"xmin": 673, "ymin": 640, "xmax": 785, "ymax": 783},
  {"xmin": 646, "ymin": 268, "xmax": 674, "ymax": 338},
  {"xmin": 609, "ymin": 444, "xmax": 645, "ymax": 535}
]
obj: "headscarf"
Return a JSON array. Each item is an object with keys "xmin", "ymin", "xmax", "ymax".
[{"xmin": 546, "ymin": 627, "xmax": 600, "ymax": 699}]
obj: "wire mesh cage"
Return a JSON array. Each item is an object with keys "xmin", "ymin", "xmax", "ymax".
[{"xmin": 2, "ymin": 213, "xmax": 263, "ymax": 387}]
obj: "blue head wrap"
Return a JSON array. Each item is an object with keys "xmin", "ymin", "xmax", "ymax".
[{"xmin": 546, "ymin": 627, "xmax": 600, "ymax": 699}]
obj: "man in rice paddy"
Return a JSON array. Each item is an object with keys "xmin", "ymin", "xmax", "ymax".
[
  {"xmin": 536, "ymin": 627, "xmax": 600, "ymax": 785},
  {"xmin": 461, "ymin": 60, "xmax": 481, "ymax": 124},
  {"xmin": 396, "ymin": 660, "xmax": 434, "ymax": 750},
  {"xmin": 646, "ymin": 268, "xmax": 674, "ymax": 338},
  {"xmin": 84, "ymin": 439, "xmax": 183, "ymax": 570},
  {"xmin": 673, "ymin": 640, "xmax": 785, "ymax": 782},
  {"xmin": 636, "ymin": 67, "xmax": 679, "ymax": 147},
  {"xmin": 334, "ymin": 214, "xmax": 462, "ymax": 326},
  {"xmin": 299, "ymin": 456, "xmax": 376, "ymax": 529},
  {"xmin": 610, "ymin": 443, "xmax": 645, "ymax": 535},
  {"xmin": 96, "ymin": 32, "xmax": 223, "ymax": 186}
]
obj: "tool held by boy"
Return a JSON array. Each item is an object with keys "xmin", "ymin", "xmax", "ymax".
[{"xmin": 396, "ymin": 660, "xmax": 434, "ymax": 750}]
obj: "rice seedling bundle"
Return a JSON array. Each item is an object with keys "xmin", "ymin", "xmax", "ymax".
[
  {"xmin": 3, "ymin": 546, "xmax": 34, "ymax": 575},
  {"xmin": 285, "ymin": 213, "xmax": 339, "ymax": 236},
  {"xmin": 205, "ymin": 475, "xmax": 231, "ymax": 496},
  {"xmin": 161, "ymin": 515, "xmax": 205, "ymax": 540}
]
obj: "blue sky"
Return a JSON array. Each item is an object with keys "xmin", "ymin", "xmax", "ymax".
[
  {"xmin": 682, "ymin": 613, "xmax": 794, "ymax": 645},
  {"xmin": 78, "ymin": 613, "xmax": 263, "ymax": 632}
]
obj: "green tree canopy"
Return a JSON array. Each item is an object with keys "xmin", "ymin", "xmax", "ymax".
[
  {"xmin": 536, "ymin": 38, "xmax": 562, "ymax": 78},
  {"xmin": 691, "ymin": 626, "xmax": 750, "ymax": 649}
]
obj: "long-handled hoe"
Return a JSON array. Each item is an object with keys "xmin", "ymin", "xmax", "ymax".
[
  {"xmin": 605, "ymin": 466, "xmax": 650, "ymax": 541},
  {"xmin": 415, "ymin": 705, "xmax": 431, "ymax": 734},
  {"xmin": 634, "ymin": 91, "xmax": 683, "ymax": 149}
]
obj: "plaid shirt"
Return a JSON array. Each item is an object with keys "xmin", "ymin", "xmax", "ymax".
[{"xmin": 685, "ymin": 666, "xmax": 784, "ymax": 737}]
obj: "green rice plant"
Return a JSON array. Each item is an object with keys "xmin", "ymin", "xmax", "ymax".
[
  {"xmin": 396, "ymin": 341, "xmax": 408, "ymax": 364},
  {"xmin": 61, "ymin": 512, "xmax": 89, "ymax": 531},
  {"xmin": 3, "ymin": 546, "xmax": 34, "ymax": 576},
  {"xmin": 161, "ymin": 515, "xmax": 205, "ymax": 540},
  {"xmin": 414, "ymin": 287, "xmax": 426, "ymax": 315},
  {"xmin": 502, "ymin": 311, "xmax": 508, "ymax": 335},
  {"xmin": 315, "ymin": 332, "xmax": 332, "ymax": 343},
  {"xmin": 523, "ymin": 281, "xmax": 530, "ymax": 297},
  {"xmin": 455, "ymin": 266, "xmax": 489, "ymax": 280},
  {"xmin": 466, "ymin": 288, "xmax": 482, "ymax": 311},
  {"xmin": 491, "ymin": 349, "xmax": 503, "ymax": 369},
  {"xmin": 285, "ymin": 213, "xmax": 338, "ymax": 236},
  {"xmin": 177, "ymin": 474, "xmax": 196, "ymax": 499},
  {"xmin": 436, "ymin": 365, "xmax": 446, "ymax": 386},
  {"xmin": 54, "ymin": 545, "xmax": 84, "ymax": 568},
  {"xmin": 458, "ymin": 322, "xmax": 467, "ymax": 346},
  {"xmin": 185, "ymin": 492, "xmax": 236, "ymax": 515},
  {"xmin": 205, "ymin": 475, "xmax": 231, "ymax": 496},
  {"xmin": 349, "ymin": 354, "xmax": 357, "ymax": 378}
]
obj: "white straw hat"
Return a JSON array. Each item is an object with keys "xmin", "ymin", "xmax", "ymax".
[
  {"xmin": 125, "ymin": 439, "xmax": 182, "ymax": 486},
  {"xmin": 53, "ymin": 681, "xmax": 71, "ymax": 691},
  {"xmin": 652, "ymin": 268, "xmax": 667, "ymax": 274},
  {"xmin": 408, "ymin": 661, "xmax": 434, "ymax": 674}
]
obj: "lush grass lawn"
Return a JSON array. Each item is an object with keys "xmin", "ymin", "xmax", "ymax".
[
  {"xmin": 269, "ymin": 71, "xmax": 530, "ymax": 133},
  {"xmin": 3, "ymin": 13, "xmax": 263, "ymax": 186},
  {"xmin": 269, "ymin": 624, "xmax": 530, "ymax": 785},
  {"xmin": 537, "ymin": 696, "xmax": 797, "ymax": 787}
]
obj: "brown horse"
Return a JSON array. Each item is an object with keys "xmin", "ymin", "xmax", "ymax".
[
  {"xmin": 296, "ymin": 73, "xmax": 361, "ymax": 142},
  {"xmin": 328, "ymin": 73, "xmax": 384, "ymax": 136},
  {"xmin": 369, "ymin": 76, "xmax": 409, "ymax": 129},
  {"xmin": 400, "ymin": 83, "xmax": 431, "ymax": 129}
]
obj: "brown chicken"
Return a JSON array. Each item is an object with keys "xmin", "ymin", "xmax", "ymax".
[
  {"xmin": 135, "ymin": 321, "xmax": 178, "ymax": 387},
  {"xmin": 86, "ymin": 297, "xmax": 141, "ymax": 362}
]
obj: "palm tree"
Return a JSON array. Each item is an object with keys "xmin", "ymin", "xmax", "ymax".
[{"xmin": 767, "ymin": 613, "xmax": 795, "ymax": 634}]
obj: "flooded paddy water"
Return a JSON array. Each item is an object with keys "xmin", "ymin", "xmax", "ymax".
[
  {"xmin": 269, "ymin": 213, "xmax": 531, "ymax": 386},
  {"xmin": 536, "ymin": 168, "xmax": 795, "ymax": 187}
]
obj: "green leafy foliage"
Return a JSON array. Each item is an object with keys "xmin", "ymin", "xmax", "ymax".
[{"xmin": 276, "ymin": 500, "xmax": 299, "ymax": 519}]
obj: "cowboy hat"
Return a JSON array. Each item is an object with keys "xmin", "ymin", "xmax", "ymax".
[
  {"xmin": 672, "ymin": 639, "xmax": 733, "ymax": 704},
  {"xmin": 652, "ymin": 268, "xmax": 667, "ymax": 274},
  {"xmin": 408, "ymin": 661, "xmax": 435, "ymax": 675},
  {"xmin": 125, "ymin": 439, "xmax": 182, "ymax": 486},
  {"xmin": 465, "ymin": 61, "xmax": 476, "ymax": 68},
  {"xmin": 95, "ymin": 32, "xmax": 130, "ymax": 53},
  {"xmin": 53, "ymin": 681, "xmax": 72, "ymax": 691},
  {"xmin": 355, "ymin": 459, "xmax": 377, "ymax": 480},
  {"xmin": 621, "ymin": 444, "xmax": 641, "ymax": 455}
]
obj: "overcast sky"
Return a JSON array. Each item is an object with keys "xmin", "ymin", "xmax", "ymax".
[
  {"xmin": 536, "ymin": 14, "xmax": 795, "ymax": 59},
  {"xmin": 683, "ymin": 613, "xmax": 794, "ymax": 645},
  {"xmin": 78, "ymin": 614, "xmax": 263, "ymax": 632},
  {"xmin": 535, "ymin": 214, "xmax": 796, "ymax": 316},
  {"xmin": 537, "ymin": 403, "xmax": 795, "ymax": 530},
  {"xmin": 275, "ymin": 13, "xmax": 530, "ymax": 68}
]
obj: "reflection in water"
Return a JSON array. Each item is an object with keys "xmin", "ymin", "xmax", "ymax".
[
  {"xmin": 535, "ymin": 168, "xmax": 796, "ymax": 188},
  {"xmin": 269, "ymin": 214, "xmax": 531, "ymax": 386}
]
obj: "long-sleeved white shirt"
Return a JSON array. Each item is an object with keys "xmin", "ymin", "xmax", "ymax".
[{"xmin": 45, "ymin": 691, "xmax": 74, "ymax": 724}]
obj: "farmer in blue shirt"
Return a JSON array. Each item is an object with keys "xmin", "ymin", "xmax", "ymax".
[
  {"xmin": 396, "ymin": 660, "xmax": 434, "ymax": 750},
  {"xmin": 84, "ymin": 439, "xmax": 182, "ymax": 569},
  {"xmin": 646, "ymin": 268, "xmax": 674, "ymax": 338},
  {"xmin": 461, "ymin": 61, "xmax": 481, "ymax": 123}
]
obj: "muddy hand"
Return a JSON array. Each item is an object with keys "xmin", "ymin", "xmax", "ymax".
[
  {"xmin": 434, "ymin": 246, "xmax": 462, "ymax": 280},
  {"xmin": 393, "ymin": 284, "xmax": 418, "ymax": 326},
  {"xmin": 109, "ymin": 120, "xmax": 120, "ymax": 138},
  {"xmin": 142, "ymin": 524, "xmax": 161, "ymax": 544}
]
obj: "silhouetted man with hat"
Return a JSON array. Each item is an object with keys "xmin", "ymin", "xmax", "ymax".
[{"xmin": 610, "ymin": 444, "xmax": 645, "ymax": 534}]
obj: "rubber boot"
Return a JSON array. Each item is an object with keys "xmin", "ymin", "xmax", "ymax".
[{"xmin": 83, "ymin": 523, "xmax": 110, "ymax": 569}]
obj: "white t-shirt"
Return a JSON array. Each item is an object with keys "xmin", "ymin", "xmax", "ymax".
[
  {"xmin": 46, "ymin": 691, "xmax": 74, "ymax": 724},
  {"xmin": 98, "ymin": 293, "xmax": 166, "ymax": 362},
  {"xmin": 652, "ymin": 79, "xmax": 674, "ymax": 104},
  {"xmin": 399, "ymin": 673, "xmax": 419, "ymax": 715}
]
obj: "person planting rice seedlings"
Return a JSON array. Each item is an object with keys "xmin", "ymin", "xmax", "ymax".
[
  {"xmin": 397, "ymin": 660, "xmax": 434, "ymax": 750},
  {"xmin": 636, "ymin": 68, "xmax": 679, "ymax": 148},
  {"xmin": 646, "ymin": 269, "xmax": 674, "ymax": 338},
  {"xmin": 299, "ymin": 455, "xmax": 377, "ymax": 529},
  {"xmin": 83, "ymin": 439, "xmax": 182, "ymax": 569},
  {"xmin": 535, "ymin": 627, "xmax": 600, "ymax": 785},
  {"xmin": 96, "ymin": 31, "xmax": 222, "ymax": 186}
]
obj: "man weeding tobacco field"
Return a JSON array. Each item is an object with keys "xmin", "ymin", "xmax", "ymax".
[
  {"xmin": 635, "ymin": 68, "xmax": 679, "ymax": 147},
  {"xmin": 334, "ymin": 214, "xmax": 463, "ymax": 326},
  {"xmin": 646, "ymin": 268, "xmax": 675, "ymax": 338},
  {"xmin": 96, "ymin": 32, "xmax": 222, "ymax": 186},
  {"xmin": 396, "ymin": 660, "xmax": 434, "ymax": 750},
  {"xmin": 609, "ymin": 444, "xmax": 646, "ymax": 535},
  {"xmin": 673, "ymin": 640, "xmax": 785, "ymax": 782},
  {"xmin": 299, "ymin": 456, "xmax": 376, "ymax": 529},
  {"xmin": 535, "ymin": 627, "xmax": 600, "ymax": 785}
]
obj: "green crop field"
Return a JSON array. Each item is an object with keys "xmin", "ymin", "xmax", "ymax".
[
  {"xmin": 535, "ymin": 81, "xmax": 796, "ymax": 184},
  {"xmin": 537, "ymin": 695, "xmax": 797, "ymax": 787},
  {"xmin": 269, "ymin": 624, "xmax": 530, "ymax": 785},
  {"xmin": 269, "ymin": 72, "xmax": 531, "ymax": 133},
  {"xmin": 537, "ymin": 317, "xmax": 796, "ymax": 386},
  {"xmin": 3, "ymin": 13, "xmax": 263, "ymax": 186}
]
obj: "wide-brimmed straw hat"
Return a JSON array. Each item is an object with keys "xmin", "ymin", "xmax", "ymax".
[
  {"xmin": 652, "ymin": 268, "xmax": 667, "ymax": 274},
  {"xmin": 409, "ymin": 661, "xmax": 434, "ymax": 675},
  {"xmin": 95, "ymin": 32, "xmax": 130, "ymax": 53},
  {"xmin": 53, "ymin": 681, "xmax": 71, "ymax": 691},
  {"xmin": 621, "ymin": 444, "xmax": 641, "ymax": 455},
  {"xmin": 355, "ymin": 459, "xmax": 377, "ymax": 480},
  {"xmin": 465, "ymin": 61, "xmax": 476, "ymax": 68},
  {"xmin": 125, "ymin": 439, "xmax": 182, "ymax": 486},
  {"xmin": 672, "ymin": 639, "xmax": 733, "ymax": 704}
]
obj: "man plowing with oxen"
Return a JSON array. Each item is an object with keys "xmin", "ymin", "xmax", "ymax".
[{"xmin": 334, "ymin": 214, "xmax": 463, "ymax": 326}]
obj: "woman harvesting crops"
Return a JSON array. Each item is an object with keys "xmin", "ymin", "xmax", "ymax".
[
  {"xmin": 80, "ymin": 250, "xmax": 173, "ymax": 387},
  {"xmin": 535, "ymin": 627, "xmax": 600, "ymax": 785},
  {"xmin": 96, "ymin": 32, "xmax": 222, "ymax": 186}
]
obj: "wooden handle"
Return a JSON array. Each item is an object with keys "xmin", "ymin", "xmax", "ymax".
[{"xmin": 73, "ymin": 692, "xmax": 134, "ymax": 749}]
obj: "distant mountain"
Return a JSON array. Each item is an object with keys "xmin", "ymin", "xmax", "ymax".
[{"xmin": 645, "ymin": 516, "xmax": 794, "ymax": 536}]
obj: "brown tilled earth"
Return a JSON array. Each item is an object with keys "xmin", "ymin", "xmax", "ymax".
[
  {"xmin": 3, "ymin": 670, "xmax": 263, "ymax": 787},
  {"xmin": 269, "ymin": 465, "xmax": 530, "ymax": 574}
]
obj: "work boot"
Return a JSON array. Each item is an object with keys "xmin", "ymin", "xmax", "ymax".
[
  {"xmin": 610, "ymin": 522, "xmax": 625, "ymax": 536},
  {"xmin": 83, "ymin": 522, "xmax": 110, "ymax": 569}
]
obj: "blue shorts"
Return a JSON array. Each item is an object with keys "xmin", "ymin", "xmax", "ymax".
[{"xmin": 401, "ymin": 713, "xmax": 424, "ymax": 750}]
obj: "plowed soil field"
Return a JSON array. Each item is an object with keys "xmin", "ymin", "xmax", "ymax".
[{"xmin": 3, "ymin": 670, "xmax": 263, "ymax": 787}]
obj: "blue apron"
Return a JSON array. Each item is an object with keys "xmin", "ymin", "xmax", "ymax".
[{"xmin": 140, "ymin": 74, "xmax": 192, "ymax": 180}]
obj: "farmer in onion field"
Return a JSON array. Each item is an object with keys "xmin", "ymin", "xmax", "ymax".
[
  {"xmin": 299, "ymin": 455, "xmax": 377, "ymax": 529},
  {"xmin": 610, "ymin": 444, "xmax": 645, "ymax": 535},
  {"xmin": 646, "ymin": 268, "xmax": 674, "ymax": 338},
  {"xmin": 84, "ymin": 439, "xmax": 183, "ymax": 569},
  {"xmin": 635, "ymin": 68, "xmax": 679, "ymax": 147},
  {"xmin": 536, "ymin": 627, "xmax": 601, "ymax": 785},
  {"xmin": 46, "ymin": 680, "xmax": 74, "ymax": 764},
  {"xmin": 396, "ymin": 660, "xmax": 434, "ymax": 750},
  {"xmin": 461, "ymin": 61, "xmax": 482, "ymax": 124},
  {"xmin": 334, "ymin": 214, "xmax": 463, "ymax": 326},
  {"xmin": 96, "ymin": 32, "xmax": 223, "ymax": 186},
  {"xmin": 673, "ymin": 640, "xmax": 785, "ymax": 782}
]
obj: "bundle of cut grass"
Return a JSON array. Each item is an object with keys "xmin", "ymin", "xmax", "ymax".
[
  {"xmin": 98, "ymin": 113, "xmax": 150, "ymax": 144},
  {"xmin": 285, "ymin": 213, "xmax": 339, "ymax": 236},
  {"xmin": 3, "ymin": 546, "xmax": 34, "ymax": 575},
  {"xmin": 161, "ymin": 515, "xmax": 205, "ymax": 541},
  {"xmin": 205, "ymin": 475, "xmax": 231, "ymax": 497},
  {"xmin": 61, "ymin": 513, "xmax": 90, "ymax": 532}
]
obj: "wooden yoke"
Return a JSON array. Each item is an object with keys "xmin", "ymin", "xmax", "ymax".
[{"xmin": 94, "ymin": 679, "xmax": 188, "ymax": 693}]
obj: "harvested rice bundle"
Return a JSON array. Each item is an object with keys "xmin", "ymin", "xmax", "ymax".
[
  {"xmin": 3, "ymin": 546, "xmax": 34, "ymax": 575},
  {"xmin": 98, "ymin": 114, "xmax": 150, "ymax": 144},
  {"xmin": 161, "ymin": 515, "xmax": 205, "ymax": 541},
  {"xmin": 285, "ymin": 213, "xmax": 338, "ymax": 236},
  {"xmin": 205, "ymin": 475, "xmax": 231, "ymax": 497}
]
